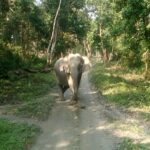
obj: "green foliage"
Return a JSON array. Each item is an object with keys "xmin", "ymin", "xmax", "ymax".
[
  {"xmin": 0, "ymin": 72, "xmax": 56, "ymax": 104},
  {"xmin": 16, "ymin": 73, "xmax": 56, "ymax": 102},
  {"xmin": 118, "ymin": 138, "xmax": 150, "ymax": 150},
  {"xmin": 0, "ymin": 72, "xmax": 56, "ymax": 120},
  {"xmin": 90, "ymin": 62, "xmax": 150, "ymax": 108},
  {"xmin": 0, "ymin": 44, "xmax": 48, "ymax": 78},
  {"xmin": 86, "ymin": 0, "xmax": 150, "ymax": 68},
  {"xmin": 0, "ymin": 47, "xmax": 23, "ymax": 77},
  {"xmin": 0, "ymin": 0, "xmax": 9, "ymax": 17},
  {"xmin": 0, "ymin": 0, "xmax": 90, "ymax": 63},
  {"xmin": 17, "ymin": 95, "xmax": 54, "ymax": 120},
  {"xmin": 0, "ymin": 119, "xmax": 40, "ymax": 150}
]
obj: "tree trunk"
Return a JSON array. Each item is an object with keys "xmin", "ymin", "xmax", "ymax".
[
  {"xmin": 142, "ymin": 50, "xmax": 150, "ymax": 80},
  {"xmin": 83, "ymin": 40, "xmax": 92, "ymax": 58},
  {"xmin": 47, "ymin": 0, "xmax": 62, "ymax": 65}
]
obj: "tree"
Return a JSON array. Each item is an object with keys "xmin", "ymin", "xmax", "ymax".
[
  {"xmin": 86, "ymin": 0, "xmax": 150, "ymax": 67},
  {"xmin": 47, "ymin": 0, "xmax": 62, "ymax": 65},
  {"xmin": 43, "ymin": 0, "xmax": 90, "ymax": 59}
]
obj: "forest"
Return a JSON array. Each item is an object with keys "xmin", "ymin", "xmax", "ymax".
[
  {"xmin": 0, "ymin": 0, "xmax": 150, "ymax": 150},
  {"xmin": 1, "ymin": 0, "xmax": 150, "ymax": 72}
]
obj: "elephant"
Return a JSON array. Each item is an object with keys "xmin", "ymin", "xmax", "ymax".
[
  {"xmin": 54, "ymin": 53, "xmax": 84, "ymax": 102},
  {"xmin": 82, "ymin": 56, "xmax": 92, "ymax": 71}
]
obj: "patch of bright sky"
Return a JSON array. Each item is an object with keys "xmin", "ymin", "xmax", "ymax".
[
  {"xmin": 35, "ymin": 0, "xmax": 42, "ymax": 5},
  {"xmin": 34, "ymin": 0, "xmax": 97, "ymax": 20},
  {"xmin": 85, "ymin": 5, "xmax": 97, "ymax": 20}
]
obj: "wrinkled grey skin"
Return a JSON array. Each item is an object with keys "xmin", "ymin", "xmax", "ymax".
[{"xmin": 54, "ymin": 53, "xmax": 84, "ymax": 102}]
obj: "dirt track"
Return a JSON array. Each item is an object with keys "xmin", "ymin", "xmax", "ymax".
[
  {"xmin": 30, "ymin": 71, "xmax": 150, "ymax": 150},
  {"xmin": 30, "ymin": 72, "xmax": 119, "ymax": 150}
]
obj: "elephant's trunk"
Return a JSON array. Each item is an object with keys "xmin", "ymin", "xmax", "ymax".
[{"xmin": 68, "ymin": 72, "xmax": 79, "ymax": 101}]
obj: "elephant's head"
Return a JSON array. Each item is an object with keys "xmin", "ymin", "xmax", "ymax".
[
  {"xmin": 59, "ymin": 63, "xmax": 70, "ymax": 75},
  {"xmin": 63, "ymin": 65, "xmax": 70, "ymax": 75}
]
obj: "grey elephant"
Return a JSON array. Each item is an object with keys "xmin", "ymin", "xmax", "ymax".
[{"xmin": 54, "ymin": 53, "xmax": 84, "ymax": 102}]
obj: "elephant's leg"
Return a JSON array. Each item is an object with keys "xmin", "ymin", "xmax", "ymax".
[
  {"xmin": 71, "ymin": 85, "xmax": 78, "ymax": 102},
  {"xmin": 58, "ymin": 84, "xmax": 64, "ymax": 101},
  {"xmin": 58, "ymin": 84, "xmax": 69, "ymax": 101},
  {"xmin": 67, "ymin": 76, "xmax": 77, "ymax": 102},
  {"xmin": 77, "ymin": 72, "xmax": 82, "ymax": 88},
  {"xmin": 71, "ymin": 92, "xmax": 78, "ymax": 101},
  {"xmin": 71, "ymin": 73, "xmax": 82, "ymax": 101}
]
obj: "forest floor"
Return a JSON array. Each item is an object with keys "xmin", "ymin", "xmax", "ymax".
[
  {"xmin": 29, "ymin": 71, "xmax": 150, "ymax": 150},
  {"xmin": 0, "ymin": 70, "xmax": 150, "ymax": 149}
]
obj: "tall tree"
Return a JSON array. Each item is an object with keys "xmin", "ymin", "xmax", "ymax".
[{"xmin": 47, "ymin": 0, "xmax": 62, "ymax": 64}]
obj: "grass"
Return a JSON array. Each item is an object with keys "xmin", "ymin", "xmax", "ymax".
[
  {"xmin": 90, "ymin": 62, "xmax": 150, "ymax": 119},
  {"xmin": 0, "ymin": 72, "xmax": 57, "ymax": 120},
  {"xmin": 0, "ymin": 119, "xmax": 40, "ymax": 150},
  {"xmin": 0, "ymin": 55, "xmax": 56, "ymax": 149},
  {"xmin": 118, "ymin": 138, "xmax": 150, "ymax": 150},
  {"xmin": 16, "ymin": 94, "xmax": 54, "ymax": 120},
  {"xmin": 0, "ymin": 72, "xmax": 56, "ymax": 104}
]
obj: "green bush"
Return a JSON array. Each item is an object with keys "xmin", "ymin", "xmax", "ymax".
[
  {"xmin": 0, "ymin": 45, "xmax": 47, "ymax": 78},
  {"xmin": 0, "ymin": 47, "xmax": 23, "ymax": 77}
]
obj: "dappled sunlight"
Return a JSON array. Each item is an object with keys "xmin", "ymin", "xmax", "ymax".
[
  {"xmin": 44, "ymin": 140, "xmax": 71, "ymax": 149},
  {"xmin": 104, "ymin": 86, "xmax": 125, "ymax": 96},
  {"xmin": 96, "ymin": 124, "xmax": 112, "ymax": 131},
  {"xmin": 104, "ymin": 63, "xmax": 144, "ymax": 82},
  {"xmin": 52, "ymin": 129, "xmax": 67, "ymax": 136},
  {"xmin": 79, "ymin": 86, "xmax": 98, "ymax": 96},
  {"xmin": 56, "ymin": 141, "xmax": 71, "ymax": 148},
  {"xmin": 119, "ymin": 73, "xmax": 144, "ymax": 81},
  {"xmin": 81, "ymin": 128, "xmax": 92, "ymax": 135},
  {"xmin": 45, "ymin": 144, "xmax": 52, "ymax": 148},
  {"xmin": 141, "ymin": 139, "xmax": 150, "ymax": 144},
  {"xmin": 103, "ymin": 83, "xmax": 137, "ymax": 96},
  {"xmin": 105, "ymin": 64, "xmax": 143, "ymax": 80},
  {"xmin": 67, "ymin": 105, "xmax": 78, "ymax": 112},
  {"xmin": 48, "ymin": 92, "xmax": 59, "ymax": 97},
  {"xmin": 91, "ymin": 62, "xmax": 150, "ymax": 109},
  {"xmin": 128, "ymin": 107, "xmax": 150, "ymax": 114}
]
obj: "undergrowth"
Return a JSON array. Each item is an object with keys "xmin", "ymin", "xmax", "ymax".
[
  {"xmin": 0, "ymin": 72, "xmax": 56, "ymax": 120},
  {"xmin": 118, "ymin": 138, "xmax": 150, "ymax": 150},
  {"xmin": 0, "ymin": 119, "xmax": 40, "ymax": 150},
  {"xmin": 90, "ymin": 62, "xmax": 150, "ymax": 110},
  {"xmin": 0, "ymin": 72, "xmax": 56, "ymax": 104}
]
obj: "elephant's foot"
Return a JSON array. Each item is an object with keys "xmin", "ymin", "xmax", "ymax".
[
  {"xmin": 71, "ymin": 95, "xmax": 78, "ymax": 101},
  {"xmin": 69, "ymin": 100, "xmax": 78, "ymax": 105}
]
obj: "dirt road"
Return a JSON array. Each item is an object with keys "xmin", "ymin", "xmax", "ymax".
[
  {"xmin": 30, "ymin": 72, "xmax": 119, "ymax": 150},
  {"xmin": 30, "ymin": 72, "xmax": 150, "ymax": 150}
]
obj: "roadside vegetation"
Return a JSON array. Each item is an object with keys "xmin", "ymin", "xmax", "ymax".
[
  {"xmin": 0, "ymin": 67, "xmax": 56, "ymax": 120},
  {"xmin": 0, "ymin": 56, "xmax": 56, "ymax": 148},
  {"xmin": 91, "ymin": 62, "xmax": 150, "ymax": 116},
  {"xmin": 91, "ymin": 62, "xmax": 150, "ymax": 149},
  {"xmin": 0, "ymin": 119, "xmax": 40, "ymax": 150},
  {"xmin": 118, "ymin": 138, "xmax": 150, "ymax": 150}
]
